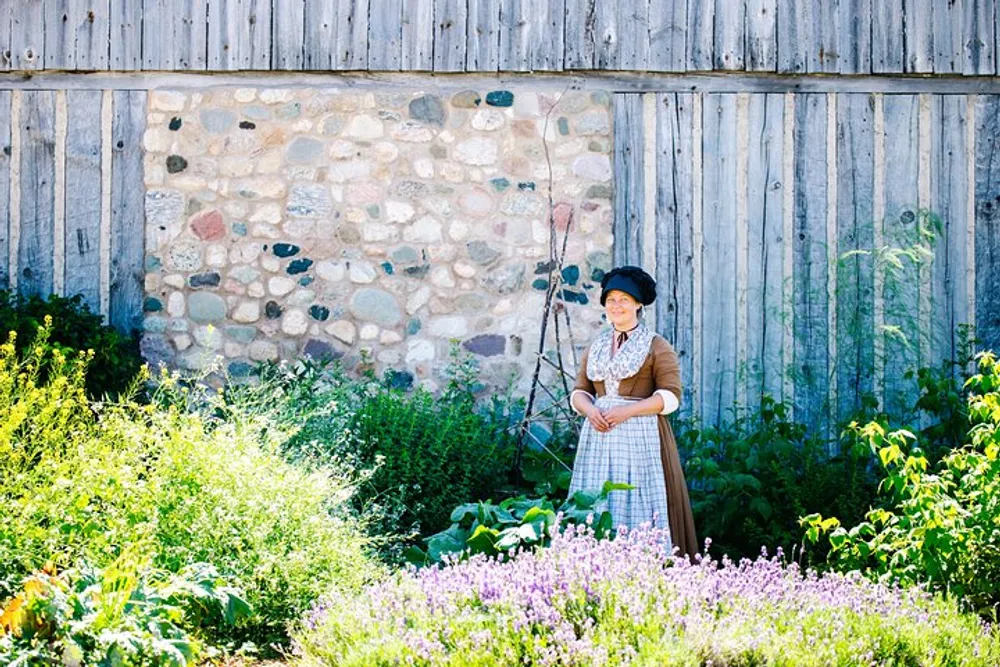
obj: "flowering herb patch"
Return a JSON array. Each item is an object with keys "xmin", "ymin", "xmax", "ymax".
[{"xmin": 296, "ymin": 523, "xmax": 1000, "ymax": 666}]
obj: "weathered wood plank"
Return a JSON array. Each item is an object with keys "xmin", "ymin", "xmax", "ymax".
[
  {"xmin": 964, "ymin": 0, "xmax": 996, "ymax": 75},
  {"xmin": 63, "ymin": 90, "xmax": 102, "ymax": 310},
  {"xmin": 655, "ymin": 93, "xmax": 695, "ymax": 415},
  {"xmin": 110, "ymin": 0, "xmax": 141, "ymax": 70},
  {"xmin": 648, "ymin": 0, "xmax": 686, "ymax": 71},
  {"xmin": 929, "ymin": 95, "xmax": 970, "ymax": 369},
  {"xmin": 881, "ymin": 94, "xmax": 921, "ymax": 417},
  {"xmin": 303, "ymin": 0, "xmax": 336, "ymax": 69},
  {"xmin": 613, "ymin": 93, "xmax": 644, "ymax": 267},
  {"xmin": 18, "ymin": 90, "xmax": 55, "ymax": 298},
  {"xmin": 176, "ymin": 0, "xmax": 208, "ymax": 70},
  {"xmin": 466, "ymin": 0, "xmax": 499, "ymax": 71},
  {"xmin": 370, "ymin": 0, "xmax": 403, "ymax": 70},
  {"xmin": 903, "ymin": 0, "xmax": 934, "ymax": 73},
  {"xmin": 240, "ymin": 0, "xmax": 272, "ymax": 69},
  {"xmin": 811, "ymin": 0, "xmax": 839, "ymax": 73},
  {"xmin": 714, "ymin": 0, "xmax": 746, "ymax": 70},
  {"xmin": 45, "ymin": 0, "xmax": 73, "ymax": 70},
  {"xmin": 271, "ymin": 0, "xmax": 306, "ymax": 70},
  {"xmin": 838, "ymin": 0, "xmax": 871, "ymax": 74},
  {"xmin": 10, "ymin": 0, "xmax": 44, "ymax": 71},
  {"xmin": 596, "ymin": 0, "xmax": 649, "ymax": 70},
  {"xmin": 563, "ymin": 0, "xmax": 596, "ymax": 69},
  {"xmin": 0, "ymin": 0, "xmax": 11, "ymax": 72},
  {"xmin": 745, "ymin": 93, "xmax": 785, "ymax": 408},
  {"xmin": 975, "ymin": 95, "xmax": 1000, "ymax": 353},
  {"xmin": 792, "ymin": 93, "xmax": 830, "ymax": 432},
  {"xmin": 835, "ymin": 93, "xmax": 875, "ymax": 417},
  {"xmin": 776, "ymin": 0, "xmax": 808, "ymax": 73},
  {"xmin": 207, "ymin": 0, "xmax": 240, "ymax": 70},
  {"xmin": 0, "ymin": 90, "xmax": 10, "ymax": 287},
  {"xmin": 433, "ymin": 0, "xmax": 467, "ymax": 72},
  {"xmin": 500, "ymin": 0, "xmax": 565, "ymax": 72},
  {"xmin": 139, "ymin": 0, "xmax": 163, "ymax": 69},
  {"xmin": 401, "ymin": 0, "xmax": 434, "ymax": 70},
  {"xmin": 933, "ymin": 0, "xmax": 964, "ymax": 74},
  {"xmin": 701, "ymin": 93, "xmax": 739, "ymax": 424},
  {"xmin": 745, "ymin": 0, "xmax": 777, "ymax": 71},
  {"xmin": 45, "ymin": 0, "xmax": 111, "ymax": 71},
  {"xmin": 333, "ymin": 0, "xmax": 370, "ymax": 70},
  {"xmin": 687, "ymin": 0, "xmax": 714, "ymax": 71},
  {"xmin": 872, "ymin": 0, "xmax": 903, "ymax": 73},
  {"xmin": 109, "ymin": 90, "xmax": 145, "ymax": 335}
]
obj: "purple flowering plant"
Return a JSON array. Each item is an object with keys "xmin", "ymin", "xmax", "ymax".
[{"xmin": 295, "ymin": 520, "xmax": 1000, "ymax": 666}]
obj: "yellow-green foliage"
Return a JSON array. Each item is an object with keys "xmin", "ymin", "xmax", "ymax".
[{"xmin": 0, "ymin": 321, "xmax": 382, "ymax": 648}]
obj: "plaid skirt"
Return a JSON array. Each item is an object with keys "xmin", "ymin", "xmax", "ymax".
[{"xmin": 568, "ymin": 395, "xmax": 672, "ymax": 548}]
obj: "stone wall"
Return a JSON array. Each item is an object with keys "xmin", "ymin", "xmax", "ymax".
[{"xmin": 141, "ymin": 85, "xmax": 613, "ymax": 391}]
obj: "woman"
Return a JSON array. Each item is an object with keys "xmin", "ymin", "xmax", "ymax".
[{"xmin": 569, "ymin": 266, "xmax": 698, "ymax": 557}]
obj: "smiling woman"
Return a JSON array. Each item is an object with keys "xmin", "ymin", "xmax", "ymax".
[{"xmin": 568, "ymin": 265, "xmax": 699, "ymax": 557}]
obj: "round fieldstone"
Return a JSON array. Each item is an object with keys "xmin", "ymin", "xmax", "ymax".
[
  {"xmin": 286, "ymin": 136, "xmax": 324, "ymax": 164},
  {"xmin": 349, "ymin": 261, "xmax": 378, "ymax": 284},
  {"xmin": 287, "ymin": 258, "xmax": 314, "ymax": 275},
  {"xmin": 351, "ymin": 288, "xmax": 402, "ymax": 326},
  {"xmin": 273, "ymin": 242, "xmax": 300, "ymax": 258},
  {"xmin": 455, "ymin": 293, "xmax": 489, "ymax": 312},
  {"xmin": 316, "ymin": 260, "xmax": 346, "ymax": 282},
  {"xmin": 471, "ymin": 109, "xmax": 505, "ymax": 131},
  {"xmin": 406, "ymin": 317, "xmax": 422, "ymax": 335},
  {"xmin": 500, "ymin": 192, "xmax": 543, "ymax": 216},
  {"xmin": 586, "ymin": 184, "xmax": 613, "ymax": 199},
  {"xmin": 143, "ymin": 297, "xmax": 163, "ymax": 312},
  {"xmin": 557, "ymin": 117, "xmax": 569, "ymax": 135},
  {"xmin": 287, "ymin": 183, "xmax": 332, "ymax": 218},
  {"xmin": 232, "ymin": 222, "xmax": 248, "ymax": 236},
  {"xmin": 391, "ymin": 245, "xmax": 420, "ymax": 264},
  {"xmin": 404, "ymin": 216, "xmax": 443, "ymax": 244},
  {"xmin": 304, "ymin": 338, "xmax": 340, "ymax": 360},
  {"xmin": 406, "ymin": 339, "xmax": 435, "ymax": 363},
  {"xmin": 393, "ymin": 180, "xmax": 430, "ymax": 200},
  {"xmin": 572, "ymin": 154, "xmax": 612, "ymax": 181},
  {"xmin": 225, "ymin": 325, "xmax": 257, "ymax": 343},
  {"xmin": 458, "ymin": 187, "xmax": 494, "ymax": 217},
  {"xmin": 189, "ymin": 272, "xmax": 221, "ymax": 288},
  {"xmin": 268, "ymin": 276, "xmax": 296, "ymax": 296},
  {"xmin": 462, "ymin": 334, "xmax": 505, "ymax": 357},
  {"xmin": 309, "ymin": 305, "xmax": 330, "ymax": 321},
  {"xmin": 265, "ymin": 300, "xmax": 283, "ymax": 319},
  {"xmin": 409, "ymin": 95, "xmax": 446, "ymax": 126},
  {"xmin": 228, "ymin": 361, "xmax": 253, "ymax": 377},
  {"xmin": 145, "ymin": 255, "xmax": 162, "ymax": 272},
  {"xmin": 455, "ymin": 137, "xmax": 498, "ymax": 165},
  {"xmin": 166, "ymin": 155, "xmax": 188, "ymax": 174},
  {"xmin": 200, "ymin": 109, "xmax": 236, "ymax": 134},
  {"xmin": 190, "ymin": 210, "xmax": 226, "ymax": 241},
  {"xmin": 143, "ymin": 316, "xmax": 168, "ymax": 333},
  {"xmin": 345, "ymin": 114, "xmax": 384, "ymax": 139},
  {"xmin": 326, "ymin": 320, "xmax": 356, "ymax": 344},
  {"xmin": 167, "ymin": 241, "xmax": 202, "ymax": 271},
  {"xmin": 281, "ymin": 309, "xmax": 309, "ymax": 335},
  {"xmin": 231, "ymin": 265, "xmax": 261, "ymax": 284},
  {"xmin": 232, "ymin": 300, "xmax": 261, "ymax": 323},
  {"xmin": 168, "ymin": 117, "xmax": 182, "ymax": 130},
  {"xmin": 387, "ymin": 370, "xmax": 414, "ymax": 390},
  {"xmin": 575, "ymin": 111, "xmax": 611, "ymax": 135},
  {"xmin": 451, "ymin": 91, "xmax": 482, "ymax": 108},
  {"xmin": 482, "ymin": 262, "xmax": 525, "ymax": 294},
  {"xmin": 188, "ymin": 292, "xmax": 227, "ymax": 323},
  {"xmin": 467, "ymin": 240, "xmax": 501, "ymax": 265},
  {"xmin": 562, "ymin": 264, "xmax": 580, "ymax": 285},
  {"xmin": 146, "ymin": 189, "xmax": 185, "ymax": 227},
  {"xmin": 485, "ymin": 90, "xmax": 514, "ymax": 107}
]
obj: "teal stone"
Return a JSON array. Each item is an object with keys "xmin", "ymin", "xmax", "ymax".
[
  {"xmin": 143, "ymin": 297, "xmax": 163, "ymax": 312},
  {"xmin": 225, "ymin": 326, "xmax": 257, "ymax": 343},
  {"xmin": 485, "ymin": 90, "xmax": 514, "ymax": 107},
  {"xmin": 273, "ymin": 243, "xmax": 300, "ymax": 258},
  {"xmin": 265, "ymin": 301, "xmax": 282, "ymax": 319},
  {"xmin": 367, "ymin": 204, "xmax": 380, "ymax": 219},
  {"xmin": 387, "ymin": 370, "xmax": 414, "ymax": 391},
  {"xmin": 228, "ymin": 361, "xmax": 253, "ymax": 378},
  {"xmin": 168, "ymin": 117, "xmax": 182, "ymax": 131},
  {"xmin": 299, "ymin": 275, "xmax": 314, "ymax": 286},
  {"xmin": 591, "ymin": 268, "xmax": 606, "ymax": 282},
  {"xmin": 309, "ymin": 305, "xmax": 330, "ymax": 321},
  {"xmin": 489, "ymin": 177, "xmax": 511, "ymax": 192},
  {"xmin": 144, "ymin": 255, "xmax": 162, "ymax": 272},
  {"xmin": 406, "ymin": 318, "xmax": 422, "ymax": 336},
  {"xmin": 557, "ymin": 117, "xmax": 569, "ymax": 135},
  {"xmin": 381, "ymin": 262, "xmax": 394, "ymax": 275},
  {"xmin": 561, "ymin": 265, "xmax": 580, "ymax": 285},
  {"xmin": 408, "ymin": 94, "xmax": 446, "ymax": 126},
  {"xmin": 350, "ymin": 288, "xmax": 402, "ymax": 326},
  {"xmin": 232, "ymin": 222, "xmax": 248, "ymax": 236},
  {"xmin": 532, "ymin": 278, "xmax": 549, "ymax": 291},
  {"xmin": 287, "ymin": 258, "xmax": 313, "ymax": 275},
  {"xmin": 517, "ymin": 181, "xmax": 535, "ymax": 191},
  {"xmin": 534, "ymin": 259, "xmax": 557, "ymax": 274},
  {"xmin": 391, "ymin": 246, "xmax": 419, "ymax": 264},
  {"xmin": 559, "ymin": 289, "xmax": 588, "ymax": 305},
  {"xmin": 404, "ymin": 264, "xmax": 430, "ymax": 278}
]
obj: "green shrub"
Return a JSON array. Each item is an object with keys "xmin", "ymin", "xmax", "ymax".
[
  {"xmin": 0, "ymin": 291, "xmax": 142, "ymax": 398},
  {"xmin": 0, "ymin": 322, "xmax": 382, "ymax": 651},
  {"xmin": 677, "ymin": 395, "xmax": 879, "ymax": 562},
  {"xmin": 804, "ymin": 350, "xmax": 1000, "ymax": 618}
]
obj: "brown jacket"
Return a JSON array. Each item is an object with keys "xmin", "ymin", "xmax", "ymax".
[{"xmin": 574, "ymin": 336, "xmax": 699, "ymax": 558}]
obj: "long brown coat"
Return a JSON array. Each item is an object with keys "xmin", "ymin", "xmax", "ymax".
[{"xmin": 573, "ymin": 335, "xmax": 699, "ymax": 558}]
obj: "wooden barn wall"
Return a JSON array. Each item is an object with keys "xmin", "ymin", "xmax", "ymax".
[
  {"xmin": 613, "ymin": 91, "xmax": 1000, "ymax": 430},
  {"xmin": 0, "ymin": 0, "xmax": 997, "ymax": 75},
  {"xmin": 0, "ymin": 88, "xmax": 146, "ymax": 335}
]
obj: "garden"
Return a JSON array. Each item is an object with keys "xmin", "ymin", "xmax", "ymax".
[{"xmin": 3, "ymin": 291, "xmax": 1000, "ymax": 666}]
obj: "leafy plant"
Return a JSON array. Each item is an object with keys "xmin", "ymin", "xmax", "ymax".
[
  {"xmin": 0, "ymin": 291, "xmax": 142, "ymax": 398},
  {"xmin": 804, "ymin": 350, "xmax": 1000, "ymax": 618},
  {"xmin": 406, "ymin": 482, "xmax": 633, "ymax": 565},
  {"xmin": 0, "ymin": 557, "xmax": 249, "ymax": 667}
]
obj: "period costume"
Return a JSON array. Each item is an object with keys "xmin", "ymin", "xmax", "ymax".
[{"xmin": 569, "ymin": 267, "xmax": 699, "ymax": 558}]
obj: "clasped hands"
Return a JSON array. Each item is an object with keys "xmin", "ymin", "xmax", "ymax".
[{"xmin": 583, "ymin": 404, "xmax": 634, "ymax": 432}]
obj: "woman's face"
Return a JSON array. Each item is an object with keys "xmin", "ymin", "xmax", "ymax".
[{"xmin": 604, "ymin": 289, "xmax": 641, "ymax": 328}]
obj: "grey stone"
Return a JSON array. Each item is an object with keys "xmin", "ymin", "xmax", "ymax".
[
  {"xmin": 140, "ymin": 334, "xmax": 173, "ymax": 367},
  {"xmin": 286, "ymin": 136, "xmax": 324, "ymax": 163},
  {"xmin": 350, "ymin": 288, "xmax": 402, "ymax": 326},
  {"xmin": 304, "ymin": 338, "xmax": 341, "ymax": 360},
  {"xmin": 276, "ymin": 102, "xmax": 302, "ymax": 120},
  {"xmin": 393, "ymin": 180, "xmax": 430, "ymax": 200},
  {"xmin": 574, "ymin": 111, "xmax": 611, "ymax": 136},
  {"xmin": 232, "ymin": 222, "xmax": 248, "ymax": 236},
  {"xmin": 391, "ymin": 246, "xmax": 420, "ymax": 264},
  {"xmin": 586, "ymin": 184, "xmax": 613, "ymax": 199},
  {"xmin": 145, "ymin": 255, "xmax": 162, "ymax": 272},
  {"xmin": 166, "ymin": 155, "xmax": 188, "ymax": 173},
  {"xmin": 455, "ymin": 293, "xmax": 488, "ymax": 312},
  {"xmin": 143, "ymin": 316, "xmax": 168, "ymax": 333},
  {"xmin": 225, "ymin": 325, "xmax": 258, "ymax": 343},
  {"xmin": 200, "ymin": 109, "xmax": 236, "ymax": 133},
  {"xmin": 451, "ymin": 91, "xmax": 482, "ymax": 108},
  {"xmin": 387, "ymin": 369, "xmax": 414, "ymax": 390},
  {"xmin": 286, "ymin": 183, "xmax": 332, "ymax": 218},
  {"xmin": 265, "ymin": 300, "xmax": 283, "ymax": 319},
  {"xmin": 146, "ymin": 189, "xmax": 185, "ymax": 227},
  {"xmin": 228, "ymin": 361, "xmax": 254, "ymax": 377},
  {"xmin": 462, "ymin": 334, "xmax": 505, "ymax": 357},
  {"xmin": 242, "ymin": 105, "xmax": 271, "ymax": 120},
  {"xmin": 466, "ymin": 240, "xmax": 501, "ymax": 265},
  {"xmin": 231, "ymin": 265, "xmax": 260, "ymax": 284},
  {"xmin": 188, "ymin": 292, "xmax": 227, "ymax": 322},
  {"xmin": 409, "ymin": 95, "xmax": 446, "ymax": 126},
  {"xmin": 189, "ymin": 272, "xmax": 221, "ymax": 288},
  {"xmin": 482, "ymin": 262, "xmax": 525, "ymax": 294}
]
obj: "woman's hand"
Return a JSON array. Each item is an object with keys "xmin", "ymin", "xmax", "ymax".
[
  {"xmin": 602, "ymin": 405, "xmax": 635, "ymax": 429},
  {"xmin": 584, "ymin": 404, "xmax": 611, "ymax": 432}
]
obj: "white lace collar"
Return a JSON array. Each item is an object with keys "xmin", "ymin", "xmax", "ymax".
[{"xmin": 586, "ymin": 321, "xmax": 655, "ymax": 398}]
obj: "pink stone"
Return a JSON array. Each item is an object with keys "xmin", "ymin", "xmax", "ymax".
[
  {"xmin": 553, "ymin": 202, "xmax": 574, "ymax": 231},
  {"xmin": 346, "ymin": 180, "xmax": 382, "ymax": 205},
  {"xmin": 189, "ymin": 210, "xmax": 226, "ymax": 241},
  {"xmin": 459, "ymin": 187, "xmax": 494, "ymax": 217}
]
